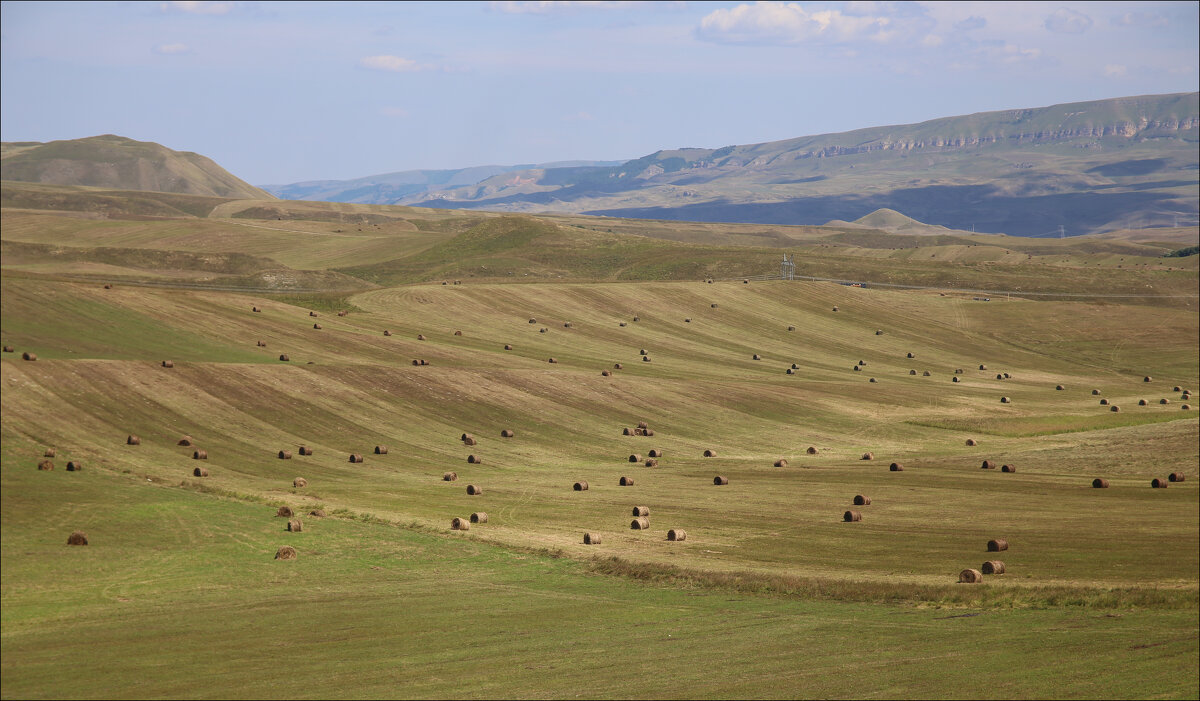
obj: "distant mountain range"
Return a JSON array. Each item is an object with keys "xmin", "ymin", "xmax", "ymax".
[
  {"xmin": 0, "ymin": 134, "xmax": 270, "ymax": 200},
  {"xmin": 269, "ymin": 92, "xmax": 1200, "ymax": 237}
]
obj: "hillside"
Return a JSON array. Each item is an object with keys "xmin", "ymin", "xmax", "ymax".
[
  {"xmin": 373, "ymin": 92, "xmax": 1198, "ymax": 237},
  {"xmin": 0, "ymin": 134, "xmax": 272, "ymax": 200}
]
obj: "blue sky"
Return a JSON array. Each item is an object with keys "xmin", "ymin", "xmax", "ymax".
[{"xmin": 2, "ymin": 1, "xmax": 1197, "ymax": 184}]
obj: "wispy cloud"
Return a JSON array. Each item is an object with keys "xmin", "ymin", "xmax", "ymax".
[
  {"xmin": 153, "ymin": 42, "xmax": 190, "ymax": 55},
  {"xmin": 490, "ymin": 1, "xmax": 653, "ymax": 14},
  {"xmin": 1103, "ymin": 64, "xmax": 1127, "ymax": 78},
  {"xmin": 696, "ymin": 1, "xmax": 902, "ymax": 45},
  {"xmin": 1111, "ymin": 11, "xmax": 1168, "ymax": 28},
  {"xmin": 1044, "ymin": 7, "xmax": 1093, "ymax": 34},
  {"xmin": 360, "ymin": 55, "xmax": 435, "ymax": 72},
  {"xmin": 953, "ymin": 15, "xmax": 987, "ymax": 32},
  {"xmin": 159, "ymin": 1, "xmax": 235, "ymax": 15}
]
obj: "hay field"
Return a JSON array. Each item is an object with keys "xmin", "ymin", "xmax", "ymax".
[{"xmin": 2, "ymin": 195, "xmax": 1198, "ymax": 697}]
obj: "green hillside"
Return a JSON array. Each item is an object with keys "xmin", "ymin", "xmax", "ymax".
[{"xmin": 0, "ymin": 135, "xmax": 271, "ymax": 199}]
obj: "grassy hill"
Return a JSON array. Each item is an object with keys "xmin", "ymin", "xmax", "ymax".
[
  {"xmin": 0, "ymin": 135, "xmax": 271, "ymax": 199},
  {"xmin": 386, "ymin": 92, "xmax": 1199, "ymax": 237},
  {"xmin": 1, "ymin": 183, "xmax": 1197, "ymax": 697}
]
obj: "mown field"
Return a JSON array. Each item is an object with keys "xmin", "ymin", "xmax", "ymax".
[{"xmin": 2, "ymin": 187, "xmax": 1198, "ymax": 698}]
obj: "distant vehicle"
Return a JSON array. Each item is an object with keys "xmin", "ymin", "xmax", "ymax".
[
  {"xmin": 843, "ymin": 282, "xmax": 864, "ymax": 288},
  {"xmin": 972, "ymin": 297, "xmax": 992, "ymax": 301}
]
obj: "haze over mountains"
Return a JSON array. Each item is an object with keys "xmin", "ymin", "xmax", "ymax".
[{"xmin": 267, "ymin": 92, "xmax": 1200, "ymax": 237}]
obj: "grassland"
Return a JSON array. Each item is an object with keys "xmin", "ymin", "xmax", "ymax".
[{"xmin": 1, "ymin": 186, "xmax": 1197, "ymax": 698}]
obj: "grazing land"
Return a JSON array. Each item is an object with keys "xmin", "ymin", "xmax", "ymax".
[{"xmin": 1, "ymin": 185, "xmax": 1197, "ymax": 698}]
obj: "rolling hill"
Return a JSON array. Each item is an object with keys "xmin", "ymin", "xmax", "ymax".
[
  {"xmin": 0, "ymin": 134, "xmax": 272, "ymax": 200},
  {"xmin": 319, "ymin": 92, "xmax": 1200, "ymax": 237}
]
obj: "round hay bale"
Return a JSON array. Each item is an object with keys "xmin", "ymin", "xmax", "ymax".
[
  {"xmin": 774, "ymin": 459, "xmax": 788, "ymax": 467},
  {"xmin": 461, "ymin": 432, "xmax": 475, "ymax": 443},
  {"xmin": 711, "ymin": 303, "xmax": 718, "ymax": 308},
  {"xmin": 529, "ymin": 318, "xmax": 537, "ymax": 324},
  {"xmin": 279, "ymin": 354, "xmax": 290, "ymax": 362},
  {"xmin": 713, "ymin": 475, "xmax": 728, "ymax": 485},
  {"xmin": 982, "ymin": 560, "xmax": 1006, "ymax": 575},
  {"xmin": 1003, "ymin": 373, "xmax": 1011, "ymax": 379},
  {"xmin": 791, "ymin": 363, "xmax": 800, "ymax": 370},
  {"xmin": 602, "ymin": 370, "xmax": 614, "ymax": 377},
  {"xmin": 548, "ymin": 357, "xmax": 557, "ymax": 363},
  {"xmin": 276, "ymin": 506, "xmax": 294, "ymax": 518},
  {"xmin": 193, "ymin": 466, "xmax": 209, "ymax": 477},
  {"xmin": 193, "ymin": 450, "xmax": 208, "ymax": 460},
  {"xmin": 843, "ymin": 510, "xmax": 862, "ymax": 522},
  {"xmin": 875, "ymin": 330, "xmax": 883, "ymax": 336},
  {"xmin": 628, "ymin": 454, "xmax": 643, "ymax": 463},
  {"xmin": 806, "ymin": 446, "xmax": 818, "ymax": 455},
  {"xmin": 287, "ymin": 519, "xmax": 303, "ymax": 532},
  {"xmin": 619, "ymin": 322, "xmax": 627, "ymax": 327},
  {"xmin": 443, "ymin": 471, "xmax": 457, "ymax": 482},
  {"xmin": 869, "ymin": 377, "xmax": 877, "ymax": 383},
  {"xmin": 981, "ymin": 460, "xmax": 996, "ymax": 470},
  {"xmin": 293, "ymin": 477, "xmax": 307, "ymax": 487},
  {"xmin": 979, "ymin": 364, "xmax": 987, "ymax": 370},
  {"xmin": 540, "ymin": 328, "xmax": 547, "ymax": 333},
  {"xmin": 583, "ymin": 532, "xmax": 602, "ymax": 544},
  {"xmin": 987, "ymin": 539, "xmax": 1008, "ymax": 552},
  {"xmin": 832, "ymin": 306, "xmax": 839, "ymax": 312},
  {"xmin": 67, "ymin": 461, "xmax": 82, "ymax": 471},
  {"xmin": 642, "ymin": 356, "xmax": 651, "ymax": 363},
  {"xmin": 417, "ymin": 334, "xmax": 426, "ymax": 341},
  {"xmin": 374, "ymin": 445, "xmax": 388, "ymax": 455},
  {"xmin": 788, "ymin": 325, "xmax": 796, "ymax": 331},
  {"xmin": 67, "ymin": 531, "xmax": 88, "ymax": 546},
  {"xmin": 504, "ymin": 344, "xmax": 512, "ymax": 350},
  {"xmin": 1151, "ymin": 478, "xmax": 1168, "ymax": 488},
  {"xmin": 633, "ymin": 316, "xmax": 640, "ymax": 322},
  {"xmin": 454, "ymin": 330, "xmax": 463, "ymax": 336},
  {"xmin": 313, "ymin": 324, "xmax": 322, "ymax": 330},
  {"xmin": 952, "ymin": 376, "xmax": 960, "ymax": 383},
  {"xmin": 1183, "ymin": 404, "xmax": 1192, "ymax": 410},
  {"xmin": 955, "ymin": 368, "xmax": 964, "ymax": 374},
  {"xmin": 889, "ymin": 462, "xmax": 903, "ymax": 471},
  {"xmin": 667, "ymin": 529, "xmax": 687, "ymax": 542},
  {"xmin": 1143, "ymin": 376, "xmax": 1152, "ymax": 382},
  {"xmin": 1000, "ymin": 396, "xmax": 1010, "ymax": 404},
  {"xmin": 966, "ymin": 438, "xmax": 978, "ymax": 446},
  {"xmin": 644, "ymin": 458, "xmax": 658, "ymax": 467},
  {"xmin": 21, "ymin": 351, "xmax": 39, "ymax": 360},
  {"xmin": 1160, "ymin": 398, "xmax": 1170, "ymax": 404},
  {"xmin": 854, "ymin": 494, "xmax": 871, "ymax": 505},
  {"xmin": 43, "ymin": 448, "xmax": 56, "ymax": 457},
  {"xmin": 637, "ymin": 421, "xmax": 649, "ymax": 429},
  {"xmin": 923, "ymin": 371, "xmax": 931, "ymax": 377},
  {"xmin": 384, "ymin": 330, "xmax": 392, "ymax": 336},
  {"xmin": 309, "ymin": 311, "xmax": 318, "ymax": 317},
  {"xmin": 684, "ymin": 318, "xmax": 691, "ymax": 323},
  {"xmin": 1001, "ymin": 464, "xmax": 1016, "ymax": 473},
  {"xmin": 501, "ymin": 429, "xmax": 515, "ymax": 438},
  {"xmin": 338, "ymin": 311, "xmax": 348, "ymax": 317},
  {"xmin": 37, "ymin": 460, "xmax": 53, "ymax": 471},
  {"xmin": 1110, "ymin": 405, "xmax": 1120, "ymax": 412},
  {"xmin": 959, "ymin": 568, "xmax": 982, "ymax": 583},
  {"xmin": 623, "ymin": 427, "xmax": 633, "ymax": 436},
  {"xmin": 995, "ymin": 373, "xmax": 1003, "ymax": 380},
  {"xmin": 161, "ymin": 360, "xmax": 175, "ymax": 368},
  {"xmin": 573, "ymin": 481, "xmax": 589, "ymax": 491},
  {"xmin": 861, "ymin": 452, "xmax": 874, "ymax": 461},
  {"xmin": 467, "ymin": 455, "xmax": 481, "ymax": 464},
  {"xmin": 1168, "ymin": 472, "xmax": 1185, "ymax": 482},
  {"xmin": 1174, "ymin": 386, "xmax": 1182, "ymax": 392},
  {"xmin": 2, "ymin": 346, "xmax": 12, "ymax": 353},
  {"xmin": 1092, "ymin": 478, "xmax": 1110, "ymax": 488},
  {"xmin": 1099, "ymin": 398, "xmax": 1109, "ymax": 405},
  {"xmin": 614, "ymin": 363, "xmax": 623, "ymax": 369},
  {"xmin": 176, "ymin": 435, "xmax": 195, "ymax": 447},
  {"xmin": 466, "ymin": 484, "xmax": 482, "ymax": 495},
  {"xmin": 911, "ymin": 370, "xmax": 918, "ymax": 376},
  {"xmin": 299, "ymin": 446, "xmax": 313, "ymax": 456},
  {"xmin": 648, "ymin": 449, "xmax": 663, "ymax": 458},
  {"xmin": 853, "ymin": 366, "xmax": 862, "ymax": 372},
  {"xmin": 752, "ymin": 354, "xmax": 761, "ymax": 360},
  {"xmin": 1091, "ymin": 389, "xmax": 1100, "ymax": 395},
  {"xmin": 275, "ymin": 546, "xmax": 297, "ymax": 560},
  {"xmin": 620, "ymin": 476, "xmax": 634, "ymax": 486},
  {"xmin": 451, "ymin": 517, "xmax": 470, "ymax": 531},
  {"xmin": 632, "ymin": 506, "xmax": 649, "ymax": 517},
  {"xmin": 631, "ymin": 517, "xmax": 650, "ymax": 530},
  {"xmin": 349, "ymin": 453, "xmax": 364, "ymax": 463},
  {"xmin": 703, "ymin": 449, "xmax": 717, "ymax": 458},
  {"xmin": 309, "ymin": 509, "xmax": 326, "ymax": 518},
  {"xmin": 127, "ymin": 435, "xmax": 141, "ymax": 445},
  {"xmin": 643, "ymin": 428, "xmax": 655, "ymax": 436},
  {"xmin": 1056, "ymin": 384, "xmax": 1065, "ymax": 390},
  {"xmin": 782, "ymin": 368, "xmax": 793, "ymax": 377},
  {"xmin": 639, "ymin": 349, "xmax": 648, "ymax": 356},
  {"xmin": 1138, "ymin": 399, "xmax": 1148, "ymax": 406},
  {"xmin": 278, "ymin": 450, "xmax": 292, "ymax": 460},
  {"xmin": 470, "ymin": 512, "xmax": 488, "ymax": 523}
]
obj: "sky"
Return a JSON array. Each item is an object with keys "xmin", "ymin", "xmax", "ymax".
[{"xmin": 2, "ymin": 1, "xmax": 1197, "ymax": 185}]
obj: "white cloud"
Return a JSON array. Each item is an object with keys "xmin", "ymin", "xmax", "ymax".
[
  {"xmin": 160, "ymin": 1, "xmax": 234, "ymax": 15},
  {"xmin": 696, "ymin": 1, "xmax": 899, "ymax": 45},
  {"xmin": 997, "ymin": 42, "xmax": 1042, "ymax": 64},
  {"xmin": 953, "ymin": 15, "xmax": 987, "ymax": 31},
  {"xmin": 1103, "ymin": 64, "xmax": 1127, "ymax": 78},
  {"xmin": 360, "ymin": 55, "xmax": 433, "ymax": 72},
  {"xmin": 381, "ymin": 107, "xmax": 410, "ymax": 117},
  {"xmin": 1044, "ymin": 7, "xmax": 1093, "ymax": 34},
  {"xmin": 1111, "ymin": 11, "xmax": 1168, "ymax": 28},
  {"xmin": 490, "ymin": 1, "xmax": 653, "ymax": 13},
  {"xmin": 153, "ymin": 43, "xmax": 190, "ymax": 55}
]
